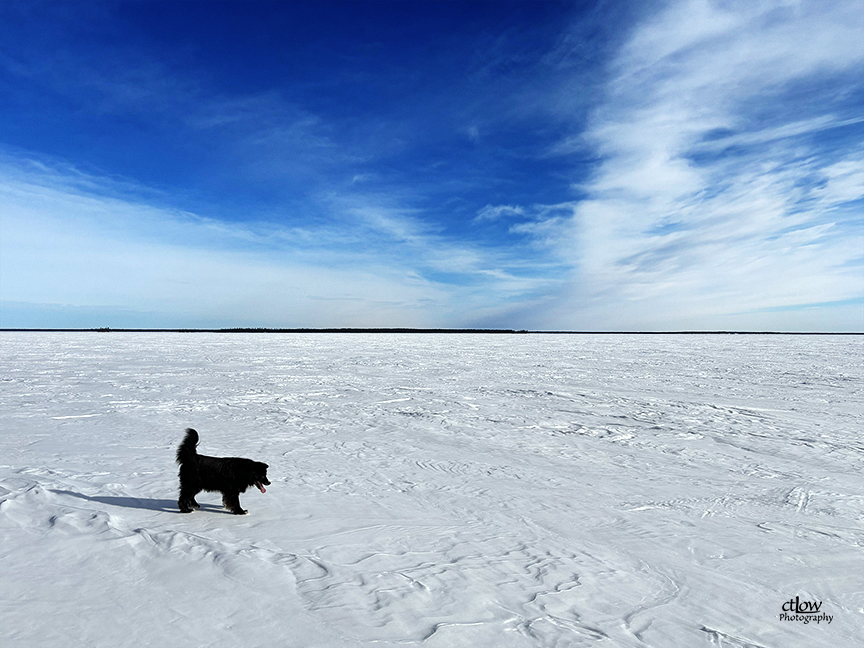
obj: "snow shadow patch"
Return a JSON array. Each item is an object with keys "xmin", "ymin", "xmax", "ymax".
[{"xmin": 48, "ymin": 489, "xmax": 228, "ymax": 514}]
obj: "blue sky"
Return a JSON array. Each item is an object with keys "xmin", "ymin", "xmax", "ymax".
[{"xmin": 1, "ymin": 0, "xmax": 862, "ymax": 331}]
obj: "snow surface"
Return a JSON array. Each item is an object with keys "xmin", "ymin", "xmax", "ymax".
[{"xmin": 1, "ymin": 332, "xmax": 862, "ymax": 648}]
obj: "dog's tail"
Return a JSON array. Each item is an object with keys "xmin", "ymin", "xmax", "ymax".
[{"xmin": 176, "ymin": 428, "xmax": 199, "ymax": 465}]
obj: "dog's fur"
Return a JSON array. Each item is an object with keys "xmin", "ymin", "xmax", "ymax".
[{"xmin": 176, "ymin": 428, "xmax": 270, "ymax": 515}]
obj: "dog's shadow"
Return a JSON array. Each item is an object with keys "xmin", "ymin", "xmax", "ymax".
[{"xmin": 50, "ymin": 489, "xmax": 233, "ymax": 514}]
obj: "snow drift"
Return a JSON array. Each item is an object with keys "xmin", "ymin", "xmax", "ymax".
[{"xmin": 1, "ymin": 332, "xmax": 861, "ymax": 647}]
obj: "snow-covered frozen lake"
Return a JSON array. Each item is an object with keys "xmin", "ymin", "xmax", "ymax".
[{"xmin": 1, "ymin": 332, "xmax": 862, "ymax": 647}]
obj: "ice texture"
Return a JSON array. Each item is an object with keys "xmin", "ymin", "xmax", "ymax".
[{"xmin": 1, "ymin": 332, "xmax": 862, "ymax": 647}]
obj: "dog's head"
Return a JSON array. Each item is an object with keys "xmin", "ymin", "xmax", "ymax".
[{"xmin": 253, "ymin": 462, "xmax": 271, "ymax": 493}]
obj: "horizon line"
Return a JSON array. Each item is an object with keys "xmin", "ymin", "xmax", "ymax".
[{"xmin": 1, "ymin": 328, "xmax": 861, "ymax": 336}]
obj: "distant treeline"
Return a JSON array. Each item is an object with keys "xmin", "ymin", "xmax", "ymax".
[{"xmin": 0, "ymin": 328, "xmax": 860, "ymax": 335}]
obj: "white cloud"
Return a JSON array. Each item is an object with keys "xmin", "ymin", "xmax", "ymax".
[
  {"xmin": 474, "ymin": 204, "xmax": 525, "ymax": 222},
  {"xmin": 0, "ymin": 182, "xmax": 443, "ymax": 328},
  {"xmin": 519, "ymin": 0, "xmax": 864, "ymax": 331},
  {"xmin": 0, "ymin": 155, "xmax": 556, "ymax": 328}
]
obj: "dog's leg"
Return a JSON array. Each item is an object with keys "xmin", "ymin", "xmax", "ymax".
[
  {"xmin": 178, "ymin": 487, "xmax": 201, "ymax": 513},
  {"xmin": 222, "ymin": 491, "xmax": 247, "ymax": 515}
]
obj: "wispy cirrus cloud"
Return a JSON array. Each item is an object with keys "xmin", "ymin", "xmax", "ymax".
[
  {"xmin": 509, "ymin": 0, "xmax": 864, "ymax": 331},
  {"xmin": 474, "ymin": 204, "xmax": 525, "ymax": 222},
  {"xmin": 0, "ymin": 153, "xmax": 558, "ymax": 328},
  {"xmin": 2, "ymin": 1, "xmax": 861, "ymax": 331}
]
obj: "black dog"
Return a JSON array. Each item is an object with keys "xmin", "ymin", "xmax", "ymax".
[{"xmin": 176, "ymin": 428, "xmax": 270, "ymax": 515}]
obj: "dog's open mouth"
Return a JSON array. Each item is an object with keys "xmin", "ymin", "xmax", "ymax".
[{"xmin": 255, "ymin": 481, "xmax": 267, "ymax": 494}]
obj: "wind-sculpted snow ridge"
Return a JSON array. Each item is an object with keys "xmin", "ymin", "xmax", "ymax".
[{"xmin": 1, "ymin": 333, "xmax": 862, "ymax": 647}]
